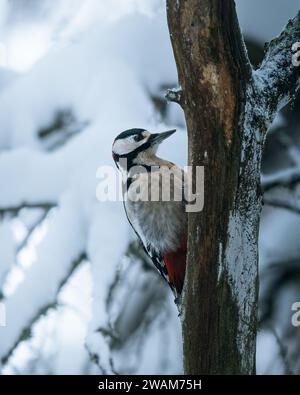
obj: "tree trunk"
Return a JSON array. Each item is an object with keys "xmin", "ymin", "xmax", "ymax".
[{"xmin": 166, "ymin": 0, "xmax": 300, "ymax": 374}]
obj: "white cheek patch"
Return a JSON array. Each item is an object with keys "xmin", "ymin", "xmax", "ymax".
[{"xmin": 113, "ymin": 136, "xmax": 149, "ymax": 155}]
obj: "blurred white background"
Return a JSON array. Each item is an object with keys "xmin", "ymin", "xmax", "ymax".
[{"xmin": 0, "ymin": 0, "xmax": 300, "ymax": 375}]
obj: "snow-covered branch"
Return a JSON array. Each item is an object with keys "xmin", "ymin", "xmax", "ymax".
[
  {"xmin": 0, "ymin": 203, "xmax": 55, "ymax": 216},
  {"xmin": 165, "ymin": 87, "xmax": 184, "ymax": 106},
  {"xmin": 0, "ymin": 1, "xmax": 186, "ymax": 375},
  {"xmin": 262, "ymin": 168, "xmax": 300, "ymax": 192},
  {"xmin": 0, "ymin": 194, "xmax": 88, "ymax": 367},
  {"xmin": 16, "ymin": 210, "xmax": 50, "ymax": 253},
  {"xmin": 0, "ymin": 222, "xmax": 14, "ymax": 294},
  {"xmin": 255, "ymin": 10, "xmax": 300, "ymax": 122}
]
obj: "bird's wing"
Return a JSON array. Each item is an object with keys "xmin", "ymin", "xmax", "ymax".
[
  {"xmin": 146, "ymin": 241, "xmax": 187, "ymax": 298},
  {"xmin": 123, "ymin": 200, "xmax": 174, "ymax": 291}
]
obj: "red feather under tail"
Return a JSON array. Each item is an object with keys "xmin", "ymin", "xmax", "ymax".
[{"xmin": 163, "ymin": 237, "xmax": 187, "ymax": 295}]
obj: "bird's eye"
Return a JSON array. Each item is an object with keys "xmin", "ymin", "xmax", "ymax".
[{"xmin": 134, "ymin": 134, "xmax": 144, "ymax": 142}]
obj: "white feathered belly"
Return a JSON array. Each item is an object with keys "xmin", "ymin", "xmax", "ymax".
[{"xmin": 125, "ymin": 169, "xmax": 187, "ymax": 253}]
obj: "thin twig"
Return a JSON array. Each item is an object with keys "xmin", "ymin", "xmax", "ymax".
[
  {"xmin": 17, "ymin": 209, "xmax": 51, "ymax": 253},
  {"xmin": 269, "ymin": 326, "xmax": 294, "ymax": 375},
  {"xmin": 262, "ymin": 168, "xmax": 300, "ymax": 192},
  {"xmin": 0, "ymin": 202, "xmax": 56, "ymax": 216},
  {"xmin": 255, "ymin": 10, "xmax": 300, "ymax": 120}
]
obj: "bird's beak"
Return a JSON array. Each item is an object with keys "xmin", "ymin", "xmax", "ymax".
[{"xmin": 149, "ymin": 129, "xmax": 176, "ymax": 146}]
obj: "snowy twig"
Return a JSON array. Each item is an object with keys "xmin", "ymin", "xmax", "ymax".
[
  {"xmin": 277, "ymin": 133, "xmax": 300, "ymax": 167},
  {"xmin": 107, "ymin": 240, "xmax": 167, "ymax": 347},
  {"xmin": 17, "ymin": 210, "xmax": 50, "ymax": 253},
  {"xmin": 0, "ymin": 202, "xmax": 56, "ymax": 216},
  {"xmin": 0, "ymin": 210, "xmax": 50, "ymax": 300},
  {"xmin": 264, "ymin": 196, "xmax": 300, "ymax": 215},
  {"xmin": 255, "ymin": 10, "xmax": 300, "ymax": 122},
  {"xmin": 1, "ymin": 251, "xmax": 86, "ymax": 366},
  {"xmin": 262, "ymin": 167, "xmax": 300, "ymax": 215},
  {"xmin": 262, "ymin": 168, "xmax": 300, "ymax": 192},
  {"xmin": 85, "ymin": 343, "xmax": 119, "ymax": 375},
  {"xmin": 269, "ymin": 326, "xmax": 294, "ymax": 375}
]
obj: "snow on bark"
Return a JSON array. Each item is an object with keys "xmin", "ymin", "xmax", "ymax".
[{"xmin": 219, "ymin": 211, "xmax": 258, "ymax": 370}]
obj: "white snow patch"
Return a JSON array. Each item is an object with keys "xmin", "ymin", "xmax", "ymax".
[
  {"xmin": 0, "ymin": 221, "xmax": 15, "ymax": 290},
  {"xmin": 219, "ymin": 210, "xmax": 258, "ymax": 371}
]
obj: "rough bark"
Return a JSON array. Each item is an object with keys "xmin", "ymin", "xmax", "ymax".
[{"xmin": 166, "ymin": 0, "xmax": 300, "ymax": 374}]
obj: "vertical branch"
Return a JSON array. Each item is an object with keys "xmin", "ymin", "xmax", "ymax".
[{"xmin": 167, "ymin": 0, "xmax": 260, "ymax": 374}]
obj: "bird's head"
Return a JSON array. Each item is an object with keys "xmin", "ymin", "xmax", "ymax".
[{"xmin": 112, "ymin": 128, "xmax": 176, "ymax": 170}]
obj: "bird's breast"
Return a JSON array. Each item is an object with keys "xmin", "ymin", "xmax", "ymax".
[{"xmin": 124, "ymin": 169, "xmax": 187, "ymax": 253}]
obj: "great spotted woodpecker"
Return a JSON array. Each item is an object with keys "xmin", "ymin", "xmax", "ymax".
[{"xmin": 112, "ymin": 128, "xmax": 187, "ymax": 302}]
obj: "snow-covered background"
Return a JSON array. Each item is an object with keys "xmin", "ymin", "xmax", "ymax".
[{"xmin": 0, "ymin": 0, "xmax": 299, "ymax": 375}]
